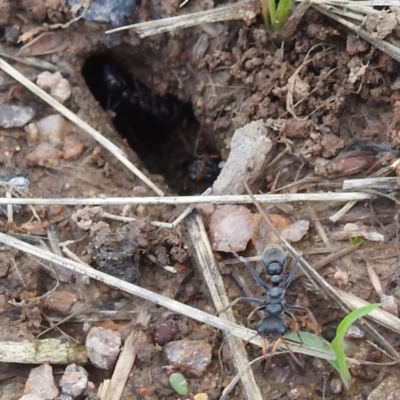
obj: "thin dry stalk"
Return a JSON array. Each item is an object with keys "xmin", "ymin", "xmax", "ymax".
[
  {"xmin": 308, "ymin": 204, "xmax": 332, "ymax": 248},
  {"xmin": 0, "ymin": 56, "xmax": 164, "ymax": 197},
  {"xmin": 0, "ymin": 192, "xmax": 374, "ymax": 206},
  {"xmin": 311, "ymin": 4, "xmax": 400, "ymax": 63},
  {"xmin": 185, "ymin": 212, "xmax": 263, "ymax": 400},
  {"xmin": 330, "ymin": 159, "xmax": 400, "ymax": 222},
  {"xmin": 343, "ymin": 177, "xmax": 400, "ymax": 192},
  {"xmin": 106, "ymin": 0, "xmax": 260, "ymax": 37},
  {"xmin": 0, "ymin": 231, "xmax": 335, "ymax": 361}
]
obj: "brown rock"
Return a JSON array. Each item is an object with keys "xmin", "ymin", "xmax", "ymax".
[
  {"xmin": 25, "ymin": 143, "xmax": 60, "ymax": 166},
  {"xmin": 85, "ymin": 327, "xmax": 121, "ymax": 370},
  {"xmin": 164, "ymin": 340, "xmax": 212, "ymax": 377},
  {"xmin": 209, "ymin": 205, "xmax": 253, "ymax": 253},
  {"xmin": 62, "ymin": 135, "xmax": 85, "ymax": 160},
  {"xmin": 24, "ymin": 363, "xmax": 59, "ymax": 399},
  {"xmin": 42, "ymin": 290, "xmax": 78, "ymax": 314}
]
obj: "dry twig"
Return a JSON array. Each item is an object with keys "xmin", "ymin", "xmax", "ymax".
[
  {"xmin": 185, "ymin": 212, "xmax": 263, "ymax": 400},
  {"xmin": 0, "ymin": 191, "xmax": 375, "ymax": 206}
]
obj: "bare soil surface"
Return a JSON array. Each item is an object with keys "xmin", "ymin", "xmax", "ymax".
[{"xmin": 1, "ymin": 0, "xmax": 400, "ymax": 399}]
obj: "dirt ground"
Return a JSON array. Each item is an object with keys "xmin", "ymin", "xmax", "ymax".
[{"xmin": 1, "ymin": 0, "xmax": 400, "ymax": 399}]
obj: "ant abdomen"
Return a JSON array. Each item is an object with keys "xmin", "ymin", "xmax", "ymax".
[
  {"xmin": 258, "ymin": 315, "xmax": 287, "ymax": 339},
  {"xmin": 262, "ymin": 244, "xmax": 288, "ymax": 283}
]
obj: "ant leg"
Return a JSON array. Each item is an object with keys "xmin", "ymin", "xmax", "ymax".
[
  {"xmin": 286, "ymin": 305, "xmax": 321, "ymax": 336},
  {"xmin": 272, "ymin": 336, "xmax": 304, "ymax": 367},
  {"xmin": 283, "ymin": 253, "xmax": 302, "ymax": 289},
  {"xmin": 262, "ymin": 337, "xmax": 268, "ymax": 357},
  {"xmin": 217, "ymin": 297, "xmax": 264, "ymax": 315},
  {"xmin": 246, "ymin": 305, "xmax": 264, "ymax": 322},
  {"xmin": 284, "ymin": 310, "xmax": 303, "ymax": 345},
  {"xmin": 231, "ymin": 250, "xmax": 269, "ymax": 291}
]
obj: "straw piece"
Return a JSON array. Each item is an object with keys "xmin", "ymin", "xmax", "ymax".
[
  {"xmin": 0, "ymin": 231, "xmax": 335, "ymax": 361},
  {"xmin": 106, "ymin": 0, "xmax": 260, "ymax": 37},
  {"xmin": 0, "ymin": 191, "xmax": 374, "ymax": 206},
  {"xmin": 185, "ymin": 212, "xmax": 263, "ymax": 400}
]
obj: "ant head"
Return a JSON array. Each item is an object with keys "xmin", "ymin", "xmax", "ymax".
[{"xmin": 257, "ymin": 315, "xmax": 287, "ymax": 338}]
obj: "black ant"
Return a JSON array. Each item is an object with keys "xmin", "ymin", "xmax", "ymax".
[{"xmin": 226, "ymin": 245, "xmax": 317, "ymax": 356}]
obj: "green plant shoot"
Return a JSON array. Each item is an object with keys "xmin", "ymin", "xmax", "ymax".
[
  {"xmin": 331, "ymin": 303, "xmax": 381, "ymax": 390},
  {"xmin": 284, "ymin": 303, "xmax": 381, "ymax": 390},
  {"xmin": 261, "ymin": 0, "xmax": 293, "ymax": 32}
]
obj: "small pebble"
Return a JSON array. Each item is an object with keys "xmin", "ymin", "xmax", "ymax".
[
  {"xmin": 164, "ymin": 340, "xmax": 212, "ymax": 377},
  {"xmin": 19, "ymin": 395, "xmax": 45, "ymax": 400},
  {"xmin": 0, "ymin": 172, "xmax": 30, "ymax": 216},
  {"xmin": 85, "ymin": 327, "xmax": 121, "ymax": 369},
  {"xmin": 194, "ymin": 394, "xmax": 208, "ymax": 400},
  {"xmin": 154, "ymin": 319, "xmax": 180, "ymax": 346},
  {"xmin": 330, "ymin": 378, "xmax": 342, "ymax": 394},
  {"xmin": 209, "ymin": 205, "xmax": 253, "ymax": 252},
  {"xmin": 23, "ymin": 363, "xmax": 59, "ymax": 399},
  {"xmin": 25, "ymin": 142, "xmax": 60, "ymax": 166},
  {"xmin": 333, "ymin": 270, "xmax": 349, "ymax": 288},
  {"xmin": 62, "ymin": 135, "xmax": 85, "ymax": 160},
  {"xmin": 54, "ymin": 396, "xmax": 73, "ymax": 400},
  {"xmin": 0, "ymin": 105, "xmax": 35, "ymax": 128},
  {"xmin": 42, "ymin": 290, "xmax": 78, "ymax": 314},
  {"xmin": 281, "ymin": 220, "xmax": 310, "ymax": 242},
  {"xmin": 36, "ymin": 72, "xmax": 71, "ymax": 103},
  {"xmin": 287, "ymin": 388, "xmax": 301, "ymax": 400},
  {"xmin": 35, "ymin": 114, "xmax": 68, "ymax": 145},
  {"xmin": 67, "ymin": 0, "xmax": 138, "ymax": 26},
  {"xmin": 59, "ymin": 364, "xmax": 89, "ymax": 398}
]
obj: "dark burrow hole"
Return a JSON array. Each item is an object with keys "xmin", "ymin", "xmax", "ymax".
[{"xmin": 82, "ymin": 54, "xmax": 222, "ymax": 194}]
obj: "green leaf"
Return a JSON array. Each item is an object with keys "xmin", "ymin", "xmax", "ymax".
[
  {"xmin": 331, "ymin": 303, "xmax": 381, "ymax": 390},
  {"xmin": 350, "ymin": 236, "xmax": 364, "ymax": 246},
  {"xmin": 273, "ymin": 0, "xmax": 293, "ymax": 31},
  {"xmin": 284, "ymin": 303, "xmax": 381, "ymax": 391},
  {"xmin": 169, "ymin": 372, "xmax": 189, "ymax": 395}
]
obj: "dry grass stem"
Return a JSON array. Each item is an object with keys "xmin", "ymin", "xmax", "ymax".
[
  {"xmin": 330, "ymin": 160, "xmax": 400, "ymax": 222},
  {"xmin": 0, "ymin": 231, "xmax": 336, "ymax": 361},
  {"xmin": 311, "ymin": 3, "xmax": 400, "ymax": 63},
  {"xmin": 0, "ymin": 192, "xmax": 374, "ymax": 206},
  {"xmin": 106, "ymin": 0, "xmax": 400, "ymax": 65},
  {"xmin": 343, "ymin": 177, "xmax": 400, "ymax": 192},
  {"xmin": 0, "ymin": 56, "xmax": 164, "ymax": 196},
  {"xmin": 185, "ymin": 212, "xmax": 263, "ymax": 400},
  {"xmin": 105, "ymin": 0, "xmax": 260, "ymax": 37}
]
